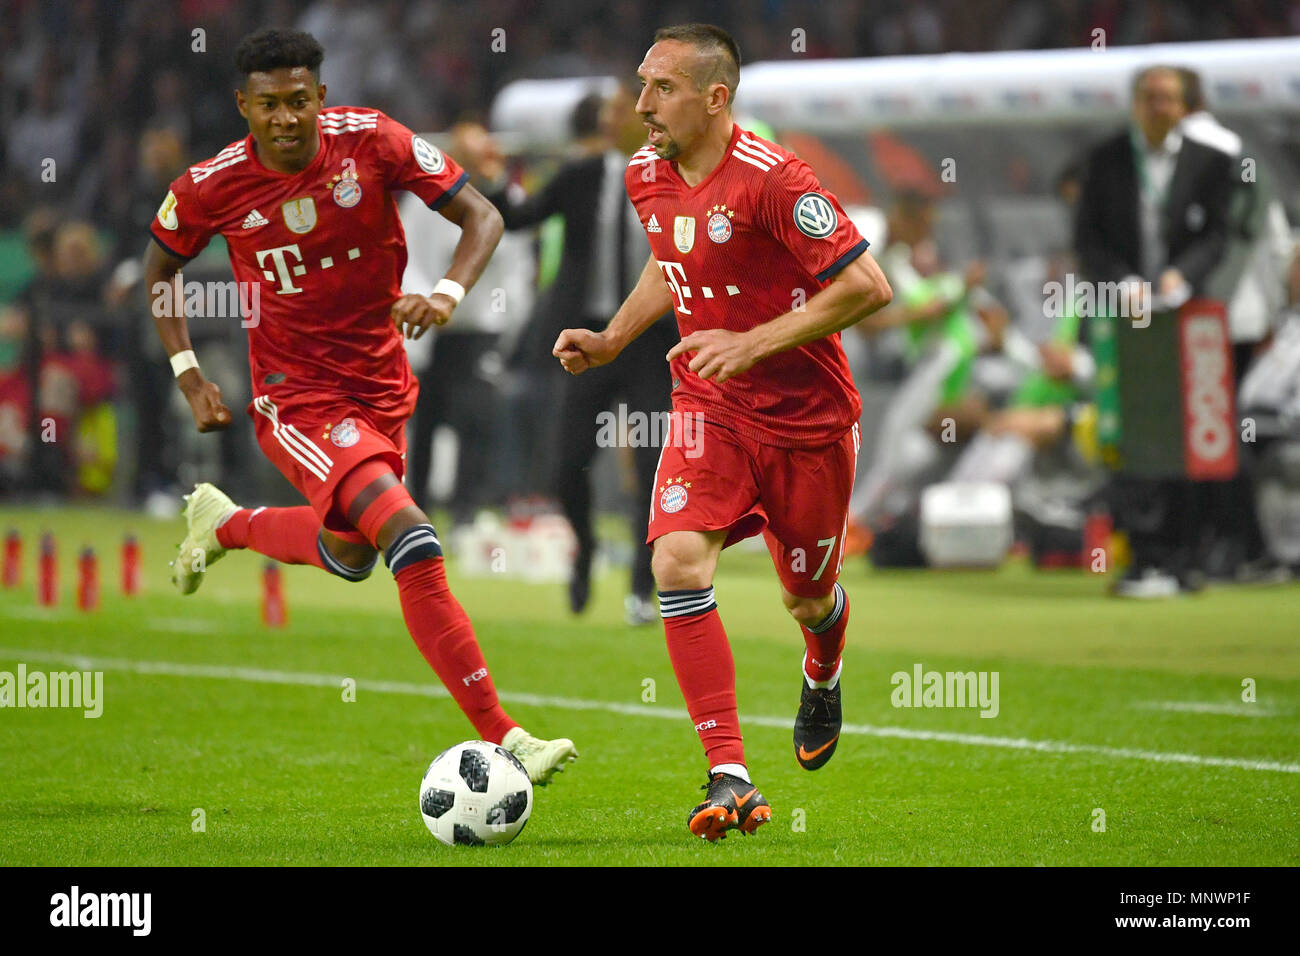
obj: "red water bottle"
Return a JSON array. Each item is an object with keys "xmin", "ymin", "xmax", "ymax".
[
  {"xmin": 37, "ymin": 533, "xmax": 57, "ymax": 606},
  {"xmin": 2, "ymin": 529, "xmax": 20, "ymax": 589},
  {"xmin": 261, "ymin": 563, "xmax": 286, "ymax": 627},
  {"xmin": 77, "ymin": 547, "xmax": 99, "ymax": 611},
  {"xmin": 122, "ymin": 534, "xmax": 140, "ymax": 596}
]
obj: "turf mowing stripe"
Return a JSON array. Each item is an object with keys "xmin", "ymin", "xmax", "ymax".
[
  {"xmin": 2, "ymin": 646, "xmax": 1297, "ymax": 775},
  {"xmin": 1135, "ymin": 700, "xmax": 1283, "ymax": 717}
]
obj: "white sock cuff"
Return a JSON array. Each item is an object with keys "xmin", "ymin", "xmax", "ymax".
[
  {"xmin": 804, "ymin": 653, "xmax": 843, "ymax": 689},
  {"xmin": 709, "ymin": 763, "xmax": 750, "ymax": 783}
]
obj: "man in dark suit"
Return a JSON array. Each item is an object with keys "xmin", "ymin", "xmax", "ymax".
[
  {"xmin": 461, "ymin": 83, "xmax": 676, "ymax": 623},
  {"xmin": 1075, "ymin": 65, "xmax": 1233, "ymax": 596}
]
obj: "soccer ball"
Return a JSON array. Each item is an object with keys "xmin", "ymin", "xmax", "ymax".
[{"xmin": 419, "ymin": 740, "xmax": 533, "ymax": 846}]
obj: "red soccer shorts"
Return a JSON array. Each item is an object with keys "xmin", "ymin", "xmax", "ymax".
[
  {"xmin": 248, "ymin": 388, "xmax": 415, "ymax": 545},
  {"xmin": 646, "ymin": 415, "xmax": 860, "ymax": 598}
]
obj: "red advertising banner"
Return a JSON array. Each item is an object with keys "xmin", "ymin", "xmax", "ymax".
[{"xmin": 1178, "ymin": 300, "xmax": 1238, "ymax": 480}]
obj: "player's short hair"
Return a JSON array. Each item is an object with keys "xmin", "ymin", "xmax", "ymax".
[
  {"xmin": 1131, "ymin": 64, "xmax": 1192, "ymax": 109},
  {"xmin": 653, "ymin": 23, "xmax": 741, "ymax": 104},
  {"xmin": 235, "ymin": 28, "xmax": 325, "ymax": 86}
]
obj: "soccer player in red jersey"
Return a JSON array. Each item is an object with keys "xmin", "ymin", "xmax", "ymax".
[
  {"xmin": 145, "ymin": 28, "xmax": 576, "ymax": 784},
  {"xmin": 555, "ymin": 24, "xmax": 891, "ymax": 839}
]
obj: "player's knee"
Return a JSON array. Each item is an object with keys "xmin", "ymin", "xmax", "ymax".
[
  {"xmin": 382, "ymin": 509, "xmax": 443, "ymax": 576},
  {"xmin": 651, "ymin": 536, "xmax": 714, "ymax": 591},
  {"xmin": 317, "ymin": 532, "xmax": 378, "ymax": 582},
  {"xmin": 783, "ymin": 589, "xmax": 836, "ymax": 627}
]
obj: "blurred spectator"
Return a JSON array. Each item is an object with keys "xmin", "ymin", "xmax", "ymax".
[
  {"xmin": 0, "ymin": 307, "xmax": 32, "ymax": 493},
  {"xmin": 1074, "ymin": 64, "xmax": 1233, "ymax": 596},
  {"xmin": 1178, "ymin": 67, "xmax": 1290, "ymax": 581},
  {"xmin": 17, "ymin": 221, "xmax": 118, "ymax": 495},
  {"xmin": 8, "ymin": 71, "xmax": 81, "ymax": 199},
  {"xmin": 37, "ymin": 319, "xmax": 118, "ymax": 496},
  {"xmin": 399, "ymin": 122, "xmax": 536, "ymax": 523},
  {"xmin": 850, "ymin": 192, "xmax": 1001, "ymax": 534},
  {"xmin": 459, "ymin": 84, "xmax": 676, "ymax": 623}
]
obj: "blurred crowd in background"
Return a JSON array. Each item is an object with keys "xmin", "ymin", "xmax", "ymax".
[{"xmin": 3, "ymin": 0, "xmax": 1300, "ymax": 592}]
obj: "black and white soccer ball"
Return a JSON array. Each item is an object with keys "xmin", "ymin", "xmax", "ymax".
[{"xmin": 419, "ymin": 740, "xmax": 533, "ymax": 846}]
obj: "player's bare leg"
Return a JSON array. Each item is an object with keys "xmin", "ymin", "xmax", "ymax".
[
  {"xmin": 653, "ymin": 529, "xmax": 772, "ymax": 840},
  {"xmin": 783, "ymin": 582, "xmax": 848, "ymax": 770}
]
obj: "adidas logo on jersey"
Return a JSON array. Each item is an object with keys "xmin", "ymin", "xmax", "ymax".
[
  {"xmin": 242, "ymin": 209, "xmax": 270, "ymax": 230},
  {"xmin": 646, "ymin": 214, "xmax": 663, "ymax": 233}
]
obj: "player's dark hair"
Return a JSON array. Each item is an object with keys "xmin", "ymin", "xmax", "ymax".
[
  {"xmin": 653, "ymin": 23, "xmax": 741, "ymax": 102},
  {"xmin": 570, "ymin": 91, "xmax": 604, "ymax": 139},
  {"xmin": 235, "ymin": 28, "xmax": 325, "ymax": 86}
]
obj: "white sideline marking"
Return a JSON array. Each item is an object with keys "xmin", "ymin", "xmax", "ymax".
[
  {"xmin": 0, "ymin": 647, "xmax": 1296, "ymax": 775},
  {"xmin": 1135, "ymin": 700, "xmax": 1282, "ymax": 718},
  {"xmin": 147, "ymin": 618, "xmax": 223, "ymax": 633}
]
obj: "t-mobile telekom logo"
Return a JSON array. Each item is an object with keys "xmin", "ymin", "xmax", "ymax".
[
  {"xmin": 658, "ymin": 260, "xmax": 691, "ymax": 315},
  {"xmin": 656, "ymin": 260, "xmax": 742, "ymax": 315},
  {"xmin": 256, "ymin": 243, "xmax": 364, "ymax": 296}
]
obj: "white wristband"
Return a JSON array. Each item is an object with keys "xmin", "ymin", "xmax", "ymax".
[
  {"xmin": 431, "ymin": 278, "xmax": 465, "ymax": 305},
  {"xmin": 170, "ymin": 349, "xmax": 200, "ymax": 377}
]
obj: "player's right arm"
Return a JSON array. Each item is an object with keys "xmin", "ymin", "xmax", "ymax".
[
  {"xmin": 143, "ymin": 239, "xmax": 232, "ymax": 432},
  {"xmin": 553, "ymin": 255, "xmax": 673, "ymax": 374}
]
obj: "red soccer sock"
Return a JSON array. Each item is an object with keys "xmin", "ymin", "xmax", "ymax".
[
  {"xmin": 394, "ymin": 557, "xmax": 516, "ymax": 743},
  {"xmin": 216, "ymin": 506, "xmax": 326, "ymax": 570},
  {"xmin": 802, "ymin": 582, "xmax": 848, "ymax": 684},
  {"xmin": 659, "ymin": 588, "xmax": 745, "ymax": 768}
]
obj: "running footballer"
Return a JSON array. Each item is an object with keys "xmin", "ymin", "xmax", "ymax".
[
  {"xmin": 555, "ymin": 23, "xmax": 891, "ymax": 840},
  {"xmin": 147, "ymin": 28, "xmax": 577, "ymax": 783}
]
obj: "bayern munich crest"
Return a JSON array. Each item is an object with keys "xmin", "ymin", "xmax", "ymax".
[
  {"xmin": 333, "ymin": 177, "xmax": 362, "ymax": 207},
  {"xmin": 329, "ymin": 418, "xmax": 360, "ymax": 448},
  {"xmin": 659, "ymin": 476, "xmax": 690, "ymax": 514},
  {"xmin": 707, "ymin": 211, "xmax": 732, "ymax": 243}
]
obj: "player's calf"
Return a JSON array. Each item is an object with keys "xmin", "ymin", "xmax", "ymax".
[{"xmin": 788, "ymin": 582, "xmax": 848, "ymax": 770}]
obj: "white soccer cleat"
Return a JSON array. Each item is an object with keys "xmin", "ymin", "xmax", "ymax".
[
  {"xmin": 170, "ymin": 482, "xmax": 238, "ymax": 595},
  {"xmin": 502, "ymin": 727, "xmax": 579, "ymax": 786}
]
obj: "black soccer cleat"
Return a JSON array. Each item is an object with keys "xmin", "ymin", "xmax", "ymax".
[
  {"xmin": 794, "ymin": 678, "xmax": 842, "ymax": 771},
  {"xmin": 687, "ymin": 772, "xmax": 771, "ymax": 842}
]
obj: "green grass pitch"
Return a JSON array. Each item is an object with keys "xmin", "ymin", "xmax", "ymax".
[{"xmin": 1, "ymin": 505, "xmax": 1297, "ymax": 866}]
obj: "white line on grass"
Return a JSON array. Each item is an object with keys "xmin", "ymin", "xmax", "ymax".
[
  {"xmin": 1, "ymin": 646, "xmax": 1296, "ymax": 775},
  {"xmin": 1135, "ymin": 700, "xmax": 1282, "ymax": 718},
  {"xmin": 145, "ymin": 618, "xmax": 223, "ymax": 633}
]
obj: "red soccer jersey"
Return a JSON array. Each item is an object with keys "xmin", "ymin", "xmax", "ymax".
[
  {"xmin": 625, "ymin": 124, "xmax": 869, "ymax": 447},
  {"xmin": 150, "ymin": 106, "xmax": 468, "ymax": 414}
]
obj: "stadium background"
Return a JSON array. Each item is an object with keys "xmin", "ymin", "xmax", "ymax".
[
  {"xmin": 2, "ymin": 0, "xmax": 1298, "ymax": 549},
  {"xmin": 1, "ymin": 0, "xmax": 1300, "ymax": 873}
]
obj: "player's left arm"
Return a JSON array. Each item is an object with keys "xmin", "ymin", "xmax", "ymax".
[
  {"xmin": 390, "ymin": 183, "xmax": 505, "ymax": 340},
  {"xmin": 668, "ymin": 250, "xmax": 892, "ymax": 383},
  {"xmin": 379, "ymin": 114, "xmax": 505, "ymax": 339},
  {"xmin": 390, "ymin": 183, "xmax": 501, "ymax": 340}
]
